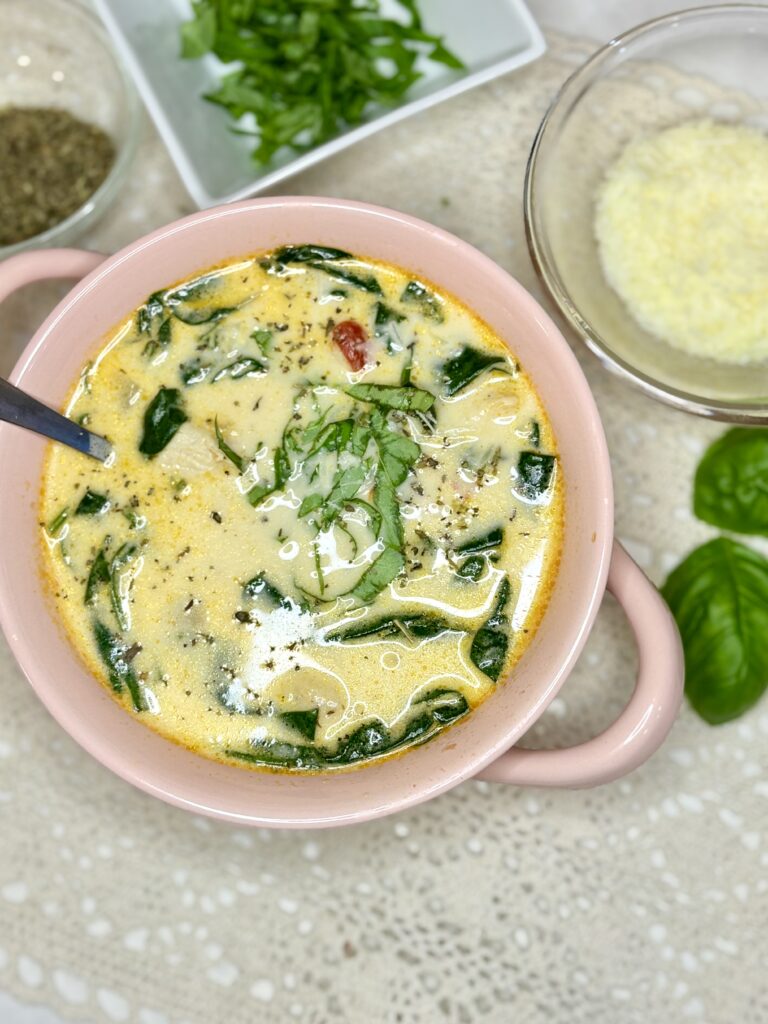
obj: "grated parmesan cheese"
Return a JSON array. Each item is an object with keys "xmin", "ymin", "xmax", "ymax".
[{"xmin": 594, "ymin": 119, "xmax": 768, "ymax": 364}]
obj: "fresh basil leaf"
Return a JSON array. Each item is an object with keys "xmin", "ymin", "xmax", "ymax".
[
  {"xmin": 400, "ymin": 280, "xmax": 444, "ymax": 323},
  {"xmin": 662, "ymin": 538, "xmax": 768, "ymax": 724},
  {"xmin": 179, "ymin": 0, "xmax": 216, "ymax": 58},
  {"xmin": 75, "ymin": 490, "xmax": 110, "ymax": 516},
  {"xmin": 318, "ymin": 464, "xmax": 369, "ymax": 529},
  {"xmin": 346, "ymin": 382, "xmax": 435, "ymax": 413},
  {"xmin": 694, "ymin": 428, "xmax": 768, "ymax": 535},
  {"xmin": 279, "ymin": 708, "xmax": 319, "ymax": 742},
  {"xmin": 516, "ymin": 452, "xmax": 556, "ymax": 501},
  {"xmin": 442, "ymin": 345, "xmax": 506, "ymax": 396},
  {"xmin": 92, "ymin": 619, "xmax": 143, "ymax": 712},
  {"xmin": 347, "ymin": 546, "xmax": 405, "ymax": 605},
  {"xmin": 247, "ymin": 440, "xmax": 291, "ymax": 507},
  {"xmin": 138, "ymin": 387, "xmax": 187, "ymax": 458},
  {"xmin": 298, "ymin": 494, "xmax": 324, "ymax": 518},
  {"xmin": 180, "ymin": 5, "xmax": 462, "ymax": 168}
]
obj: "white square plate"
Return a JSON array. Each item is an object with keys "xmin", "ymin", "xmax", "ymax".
[{"xmin": 95, "ymin": 0, "xmax": 545, "ymax": 208}]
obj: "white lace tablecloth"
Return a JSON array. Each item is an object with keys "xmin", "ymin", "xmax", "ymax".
[{"xmin": 0, "ymin": 19, "xmax": 765, "ymax": 1024}]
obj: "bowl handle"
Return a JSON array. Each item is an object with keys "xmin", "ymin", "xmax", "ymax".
[
  {"xmin": 0, "ymin": 249, "xmax": 106, "ymax": 305},
  {"xmin": 477, "ymin": 541, "xmax": 684, "ymax": 787}
]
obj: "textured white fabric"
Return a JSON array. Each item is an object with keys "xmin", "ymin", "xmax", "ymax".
[{"xmin": 0, "ymin": 30, "xmax": 765, "ymax": 1024}]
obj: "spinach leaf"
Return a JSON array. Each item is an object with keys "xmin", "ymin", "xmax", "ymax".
[
  {"xmin": 164, "ymin": 276, "xmax": 237, "ymax": 325},
  {"xmin": 149, "ymin": 317, "xmax": 172, "ymax": 356},
  {"xmin": 417, "ymin": 688, "xmax": 469, "ymax": 724},
  {"xmin": 516, "ymin": 451, "xmax": 556, "ymax": 501},
  {"xmin": 137, "ymin": 292, "xmax": 164, "ymax": 335},
  {"xmin": 694, "ymin": 428, "xmax": 768, "ymax": 535},
  {"xmin": 226, "ymin": 689, "xmax": 470, "ymax": 769},
  {"xmin": 662, "ymin": 538, "xmax": 768, "ymax": 724},
  {"xmin": 529, "ymin": 420, "xmax": 541, "ymax": 448},
  {"xmin": 456, "ymin": 555, "xmax": 486, "ymax": 581},
  {"xmin": 279, "ymin": 708, "xmax": 319, "ymax": 742},
  {"xmin": 92, "ymin": 619, "xmax": 143, "ymax": 712},
  {"xmin": 273, "ymin": 245, "xmax": 353, "ymax": 264},
  {"xmin": 333, "ymin": 721, "xmax": 391, "ymax": 764},
  {"xmin": 242, "ymin": 572, "xmax": 295, "ymax": 610},
  {"xmin": 211, "ymin": 356, "xmax": 266, "ymax": 382},
  {"xmin": 180, "ymin": 358, "xmax": 211, "ymax": 385},
  {"xmin": 306, "ymin": 262, "xmax": 382, "ymax": 295},
  {"xmin": 346, "ymin": 546, "xmax": 405, "ymax": 605},
  {"xmin": 470, "ymin": 577, "xmax": 511, "ymax": 682},
  {"xmin": 226, "ymin": 742, "xmax": 324, "ymax": 771},
  {"xmin": 374, "ymin": 302, "xmax": 405, "ymax": 352},
  {"xmin": 346, "ymin": 382, "xmax": 435, "ymax": 413},
  {"xmin": 214, "ymin": 417, "xmax": 246, "ymax": 473},
  {"xmin": 442, "ymin": 345, "xmax": 506, "ymax": 396},
  {"xmin": 454, "ymin": 519, "xmax": 504, "ymax": 581},
  {"xmin": 328, "ymin": 612, "xmax": 451, "ymax": 643},
  {"xmin": 109, "ymin": 542, "xmax": 138, "ymax": 632},
  {"xmin": 400, "ymin": 280, "xmax": 444, "ymax": 323},
  {"xmin": 75, "ymin": 490, "xmax": 110, "ymax": 516},
  {"xmin": 456, "ymin": 527, "xmax": 503, "ymax": 556},
  {"xmin": 84, "ymin": 548, "xmax": 110, "ymax": 605},
  {"xmin": 138, "ymin": 387, "xmax": 187, "ymax": 458}
]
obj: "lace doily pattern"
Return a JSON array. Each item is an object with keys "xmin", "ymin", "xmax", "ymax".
[{"xmin": 0, "ymin": 32, "xmax": 765, "ymax": 1024}]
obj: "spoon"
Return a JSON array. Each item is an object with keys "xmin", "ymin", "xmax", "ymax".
[{"xmin": 0, "ymin": 377, "xmax": 112, "ymax": 462}]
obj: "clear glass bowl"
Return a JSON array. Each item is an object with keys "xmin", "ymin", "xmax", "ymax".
[
  {"xmin": 525, "ymin": 4, "xmax": 768, "ymax": 422},
  {"xmin": 0, "ymin": 0, "xmax": 140, "ymax": 258}
]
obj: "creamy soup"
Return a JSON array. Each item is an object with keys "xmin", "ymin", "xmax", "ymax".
[{"xmin": 41, "ymin": 246, "xmax": 563, "ymax": 771}]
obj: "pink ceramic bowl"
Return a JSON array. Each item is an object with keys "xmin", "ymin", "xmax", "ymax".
[{"xmin": 0, "ymin": 197, "xmax": 684, "ymax": 828}]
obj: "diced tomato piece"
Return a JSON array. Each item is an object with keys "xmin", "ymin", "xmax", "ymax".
[{"xmin": 332, "ymin": 320, "xmax": 367, "ymax": 370}]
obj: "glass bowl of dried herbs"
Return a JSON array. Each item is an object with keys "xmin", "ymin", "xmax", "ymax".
[{"xmin": 0, "ymin": 0, "xmax": 141, "ymax": 256}]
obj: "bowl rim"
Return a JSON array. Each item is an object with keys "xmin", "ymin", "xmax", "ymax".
[
  {"xmin": 524, "ymin": 2, "xmax": 768, "ymax": 425},
  {"xmin": 0, "ymin": 0, "xmax": 142, "ymax": 260},
  {"xmin": 0, "ymin": 196, "xmax": 615, "ymax": 826}
]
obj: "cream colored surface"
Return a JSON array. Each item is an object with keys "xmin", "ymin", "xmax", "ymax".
[
  {"xmin": 40, "ymin": 256, "xmax": 560, "ymax": 767},
  {"xmin": 0, "ymin": 23, "xmax": 766, "ymax": 1024}
]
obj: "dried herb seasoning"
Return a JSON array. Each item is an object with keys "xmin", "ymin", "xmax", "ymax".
[{"xmin": 0, "ymin": 106, "xmax": 115, "ymax": 247}]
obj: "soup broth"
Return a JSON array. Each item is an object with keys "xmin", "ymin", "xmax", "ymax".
[{"xmin": 41, "ymin": 246, "xmax": 563, "ymax": 771}]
